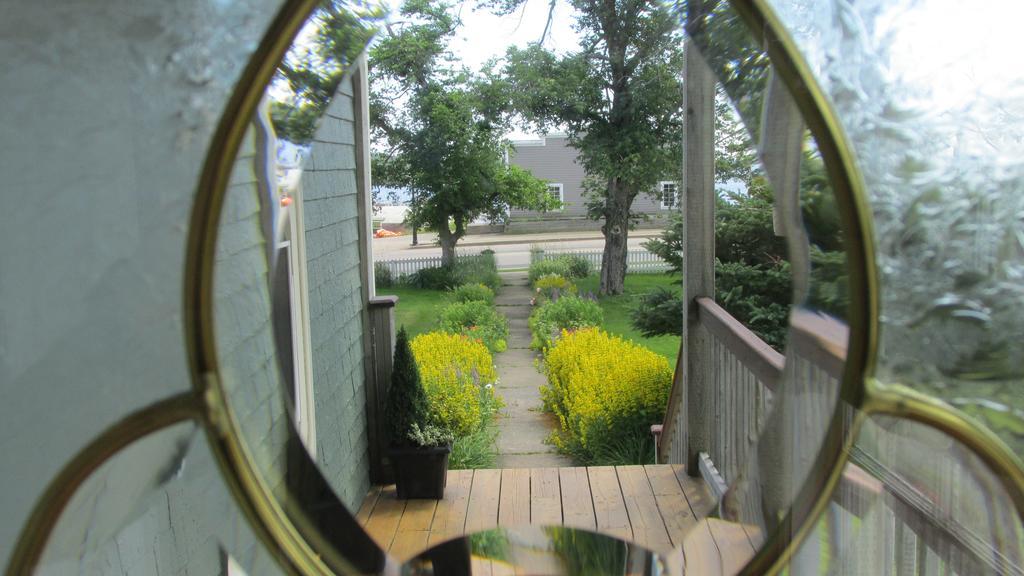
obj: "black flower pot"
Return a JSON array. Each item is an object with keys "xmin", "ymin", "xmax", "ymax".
[{"xmin": 390, "ymin": 445, "xmax": 451, "ymax": 499}]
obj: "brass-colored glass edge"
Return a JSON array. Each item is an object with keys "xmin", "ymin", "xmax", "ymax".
[
  {"xmin": 726, "ymin": 0, "xmax": 879, "ymax": 573},
  {"xmin": 863, "ymin": 379, "xmax": 1024, "ymax": 516},
  {"xmin": 182, "ymin": 0, "xmax": 381, "ymax": 574},
  {"xmin": 5, "ymin": 392, "xmax": 203, "ymax": 576}
]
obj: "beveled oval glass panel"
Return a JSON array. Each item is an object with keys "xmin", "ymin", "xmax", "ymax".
[
  {"xmin": 32, "ymin": 423, "xmax": 286, "ymax": 576},
  {"xmin": 204, "ymin": 0, "xmax": 864, "ymax": 572}
]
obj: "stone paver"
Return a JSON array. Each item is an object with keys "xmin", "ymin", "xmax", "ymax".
[{"xmin": 493, "ymin": 272, "xmax": 574, "ymax": 468}]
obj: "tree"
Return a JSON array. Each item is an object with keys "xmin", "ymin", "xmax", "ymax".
[
  {"xmin": 270, "ymin": 2, "xmax": 385, "ymax": 143},
  {"xmin": 370, "ymin": 0, "xmax": 557, "ymax": 265},
  {"xmin": 385, "ymin": 327, "xmax": 430, "ymax": 448},
  {"xmin": 495, "ymin": 0, "xmax": 686, "ymax": 294}
]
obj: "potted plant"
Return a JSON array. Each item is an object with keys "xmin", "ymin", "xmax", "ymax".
[{"xmin": 385, "ymin": 327, "xmax": 454, "ymax": 499}]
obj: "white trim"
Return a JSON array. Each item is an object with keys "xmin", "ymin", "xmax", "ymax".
[
  {"xmin": 546, "ymin": 182, "xmax": 564, "ymax": 210},
  {"xmin": 659, "ymin": 181, "xmax": 679, "ymax": 210},
  {"xmin": 280, "ymin": 183, "xmax": 317, "ymax": 454},
  {"xmin": 510, "ymin": 132, "xmax": 570, "ymax": 148},
  {"xmin": 357, "ymin": 56, "xmax": 376, "ymax": 298}
]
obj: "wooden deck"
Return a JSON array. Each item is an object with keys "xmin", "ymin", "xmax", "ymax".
[{"xmin": 357, "ymin": 465, "xmax": 760, "ymax": 573}]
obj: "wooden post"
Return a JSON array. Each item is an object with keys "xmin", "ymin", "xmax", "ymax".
[
  {"xmin": 366, "ymin": 295, "xmax": 398, "ymax": 484},
  {"xmin": 751, "ymin": 69, "xmax": 814, "ymax": 525},
  {"xmin": 682, "ymin": 31, "xmax": 717, "ymax": 475},
  {"xmin": 759, "ymin": 69, "xmax": 809, "ymax": 301}
]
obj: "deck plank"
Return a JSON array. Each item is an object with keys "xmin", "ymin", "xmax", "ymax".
[
  {"xmin": 672, "ymin": 464, "xmax": 716, "ymax": 518},
  {"xmin": 707, "ymin": 518, "xmax": 756, "ymax": 575},
  {"xmin": 559, "ymin": 467, "xmax": 597, "ymax": 530},
  {"xmin": 465, "ymin": 469, "xmax": 502, "ymax": 533},
  {"xmin": 427, "ymin": 470, "xmax": 474, "ymax": 546},
  {"xmin": 355, "ymin": 485, "xmax": 382, "ymax": 527},
  {"xmin": 588, "ymin": 466, "xmax": 633, "ymax": 540},
  {"xmin": 490, "ymin": 561, "xmax": 516, "ymax": 576},
  {"xmin": 644, "ymin": 464, "xmax": 697, "ymax": 547},
  {"xmin": 390, "ymin": 499, "xmax": 438, "ymax": 561},
  {"xmin": 498, "ymin": 468, "xmax": 531, "ymax": 527},
  {"xmin": 530, "ymin": 468, "xmax": 562, "ymax": 526},
  {"xmin": 364, "ymin": 485, "xmax": 406, "ymax": 552},
  {"xmin": 618, "ymin": 465, "xmax": 672, "ymax": 550},
  {"xmin": 357, "ymin": 465, "xmax": 743, "ymax": 565},
  {"xmin": 672, "ymin": 464, "xmax": 757, "ymax": 575},
  {"xmin": 683, "ymin": 519, "xmax": 725, "ymax": 576},
  {"xmin": 470, "ymin": 557, "xmax": 493, "ymax": 576},
  {"xmin": 672, "ymin": 465, "xmax": 724, "ymax": 574}
]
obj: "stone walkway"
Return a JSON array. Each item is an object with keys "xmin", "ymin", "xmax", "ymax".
[{"xmin": 493, "ymin": 272, "xmax": 574, "ymax": 468}]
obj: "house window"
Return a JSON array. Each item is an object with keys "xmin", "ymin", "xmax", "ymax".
[
  {"xmin": 660, "ymin": 181, "xmax": 678, "ymax": 209},
  {"xmin": 547, "ymin": 183, "xmax": 564, "ymax": 210},
  {"xmin": 272, "ymin": 183, "xmax": 317, "ymax": 454}
]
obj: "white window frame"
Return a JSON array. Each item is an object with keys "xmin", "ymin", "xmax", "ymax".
[
  {"xmin": 659, "ymin": 181, "xmax": 679, "ymax": 210},
  {"xmin": 277, "ymin": 183, "xmax": 317, "ymax": 455},
  {"xmin": 547, "ymin": 182, "xmax": 564, "ymax": 211}
]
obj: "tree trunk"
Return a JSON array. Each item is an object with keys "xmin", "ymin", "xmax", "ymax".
[
  {"xmin": 437, "ymin": 222, "xmax": 457, "ymax": 266},
  {"xmin": 599, "ymin": 178, "xmax": 631, "ymax": 295},
  {"xmin": 437, "ymin": 217, "xmax": 465, "ymax": 267}
]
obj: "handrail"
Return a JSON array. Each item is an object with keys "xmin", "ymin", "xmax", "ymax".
[
  {"xmin": 839, "ymin": 446, "xmax": 1024, "ymax": 576},
  {"xmin": 660, "ymin": 297, "xmax": 1020, "ymax": 574},
  {"xmin": 695, "ymin": 297, "xmax": 784, "ymax": 391}
]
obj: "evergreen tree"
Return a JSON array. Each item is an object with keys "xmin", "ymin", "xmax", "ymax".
[{"xmin": 384, "ymin": 327, "xmax": 429, "ymax": 448}]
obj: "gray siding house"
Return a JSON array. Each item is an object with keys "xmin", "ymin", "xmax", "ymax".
[{"xmin": 507, "ymin": 135, "xmax": 678, "ymax": 231}]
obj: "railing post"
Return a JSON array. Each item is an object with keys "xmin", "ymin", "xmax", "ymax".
[
  {"xmin": 681, "ymin": 9, "xmax": 717, "ymax": 475},
  {"xmin": 366, "ymin": 295, "xmax": 398, "ymax": 484}
]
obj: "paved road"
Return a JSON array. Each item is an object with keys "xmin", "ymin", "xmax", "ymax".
[{"xmin": 373, "ymin": 230, "xmax": 664, "ymax": 269}]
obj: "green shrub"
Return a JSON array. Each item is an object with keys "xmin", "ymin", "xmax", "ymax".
[
  {"xmin": 410, "ymin": 264, "xmax": 462, "ymax": 290},
  {"xmin": 385, "ymin": 327, "xmax": 432, "ymax": 448},
  {"xmin": 533, "ymin": 273, "xmax": 577, "ymax": 302},
  {"xmin": 458, "ymin": 253, "xmax": 502, "ymax": 292},
  {"xmin": 450, "ymin": 283, "xmax": 495, "ymax": 305},
  {"xmin": 529, "ymin": 258, "xmax": 571, "ymax": 282},
  {"xmin": 809, "ymin": 248, "xmax": 849, "ymax": 319},
  {"xmin": 561, "ymin": 255, "xmax": 592, "ymax": 279},
  {"xmin": 528, "ymin": 295, "xmax": 603, "ymax": 350},
  {"xmin": 439, "ymin": 300, "xmax": 509, "ymax": 352},
  {"xmin": 542, "ymin": 328, "xmax": 672, "ymax": 465},
  {"xmin": 449, "ymin": 415, "xmax": 499, "ymax": 469},
  {"xmin": 716, "ymin": 260, "xmax": 792, "ymax": 349},
  {"xmin": 374, "ymin": 262, "xmax": 395, "ymax": 288},
  {"xmin": 409, "ymin": 254, "xmax": 501, "ymax": 292},
  {"xmin": 529, "ymin": 254, "xmax": 591, "ymax": 283},
  {"xmin": 629, "ymin": 287, "xmax": 683, "ymax": 337}
]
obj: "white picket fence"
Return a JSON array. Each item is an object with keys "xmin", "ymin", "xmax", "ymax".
[
  {"xmin": 374, "ymin": 255, "xmax": 445, "ymax": 278},
  {"xmin": 532, "ymin": 248, "xmax": 672, "ymax": 274},
  {"xmin": 375, "ymin": 248, "xmax": 672, "ymax": 277}
]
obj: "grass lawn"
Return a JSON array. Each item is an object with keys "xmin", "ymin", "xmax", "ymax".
[
  {"xmin": 375, "ymin": 286, "xmax": 449, "ymax": 336},
  {"xmin": 575, "ymin": 274, "xmax": 682, "ymax": 361}
]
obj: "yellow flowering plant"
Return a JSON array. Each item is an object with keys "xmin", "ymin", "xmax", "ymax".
[
  {"xmin": 411, "ymin": 332, "xmax": 502, "ymax": 437},
  {"xmin": 541, "ymin": 328, "xmax": 672, "ymax": 464}
]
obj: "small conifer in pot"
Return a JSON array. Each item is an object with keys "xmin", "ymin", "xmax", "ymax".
[{"xmin": 385, "ymin": 327, "xmax": 453, "ymax": 498}]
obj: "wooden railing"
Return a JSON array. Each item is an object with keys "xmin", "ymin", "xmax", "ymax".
[
  {"xmin": 696, "ymin": 297, "xmax": 782, "ymax": 484},
  {"xmin": 660, "ymin": 299, "xmax": 1021, "ymax": 575}
]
